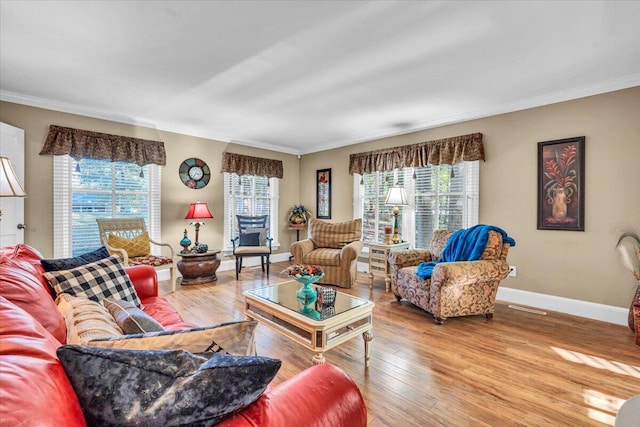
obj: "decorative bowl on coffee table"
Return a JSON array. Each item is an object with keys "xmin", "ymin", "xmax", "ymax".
[{"xmin": 291, "ymin": 273, "xmax": 324, "ymax": 312}]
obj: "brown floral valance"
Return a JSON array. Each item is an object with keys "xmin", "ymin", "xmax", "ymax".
[
  {"xmin": 39, "ymin": 125, "xmax": 166, "ymax": 166},
  {"xmin": 349, "ymin": 132, "xmax": 484, "ymax": 175},
  {"xmin": 221, "ymin": 152, "xmax": 283, "ymax": 179}
]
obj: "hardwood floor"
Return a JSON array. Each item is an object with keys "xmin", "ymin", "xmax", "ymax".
[{"xmin": 160, "ymin": 261, "xmax": 640, "ymax": 426}]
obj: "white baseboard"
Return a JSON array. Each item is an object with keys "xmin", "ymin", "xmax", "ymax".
[
  {"xmin": 355, "ymin": 263, "xmax": 628, "ymax": 326},
  {"xmin": 165, "ymin": 260, "xmax": 628, "ymax": 326},
  {"xmin": 497, "ymin": 286, "xmax": 628, "ymax": 326}
]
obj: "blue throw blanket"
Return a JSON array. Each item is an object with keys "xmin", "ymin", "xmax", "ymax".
[{"xmin": 416, "ymin": 225, "xmax": 516, "ymax": 280}]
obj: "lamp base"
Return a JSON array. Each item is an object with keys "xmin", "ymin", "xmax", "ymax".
[
  {"xmin": 192, "ymin": 222, "xmax": 202, "ymax": 247},
  {"xmin": 391, "ymin": 209, "xmax": 401, "ymax": 243}
]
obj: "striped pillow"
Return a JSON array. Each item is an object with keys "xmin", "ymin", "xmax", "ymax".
[
  {"xmin": 89, "ymin": 320, "xmax": 257, "ymax": 357},
  {"xmin": 56, "ymin": 293, "xmax": 123, "ymax": 344}
]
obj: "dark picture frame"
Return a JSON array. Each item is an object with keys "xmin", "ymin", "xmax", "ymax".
[
  {"xmin": 537, "ymin": 136, "xmax": 585, "ymax": 231},
  {"xmin": 316, "ymin": 168, "xmax": 331, "ymax": 219}
]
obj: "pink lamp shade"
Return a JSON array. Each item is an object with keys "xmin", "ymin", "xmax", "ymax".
[
  {"xmin": 184, "ymin": 201, "xmax": 213, "ymax": 246},
  {"xmin": 184, "ymin": 201, "xmax": 213, "ymax": 220}
]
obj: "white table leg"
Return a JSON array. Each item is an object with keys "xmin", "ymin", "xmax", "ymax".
[
  {"xmin": 363, "ymin": 331, "xmax": 373, "ymax": 367},
  {"xmin": 312, "ymin": 352, "xmax": 326, "ymax": 365}
]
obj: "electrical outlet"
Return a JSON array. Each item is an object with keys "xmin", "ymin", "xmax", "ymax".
[{"xmin": 509, "ymin": 265, "xmax": 517, "ymax": 277}]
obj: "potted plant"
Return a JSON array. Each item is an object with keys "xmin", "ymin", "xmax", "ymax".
[{"xmin": 288, "ymin": 205, "xmax": 311, "ymax": 225}]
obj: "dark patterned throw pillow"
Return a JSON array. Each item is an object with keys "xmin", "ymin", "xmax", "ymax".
[
  {"xmin": 43, "ymin": 256, "xmax": 141, "ymax": 307},
  {"xmin": 41, "ymin": 247, "xmax": 110, "ymax": 272},
  {"xmin": 57, "ymin": 345, "xmax": 281, "ymax": 426}
]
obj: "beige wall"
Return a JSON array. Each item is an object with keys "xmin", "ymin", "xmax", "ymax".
[
  {"xmin": 1, "ymin": 87, "xmax": 638, "ymax": 308},
  {"xmin": 300, "ymin": 87, "xmax": 640, "ymax": 308},
  {"xmin": 0, "ymin": 102, "xmax": 301, "ymax": 262}
]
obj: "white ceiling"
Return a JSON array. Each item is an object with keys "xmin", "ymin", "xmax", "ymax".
[{"xmin": 1, "ymin": 1, "xmax": 639, "ymax": 155}]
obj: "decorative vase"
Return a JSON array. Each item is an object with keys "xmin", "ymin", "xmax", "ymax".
[
  {"xmin": 179, "ymin": 229, "xmax": 191, "ymax": 253},
  {"xmin": 292, "ymin": 274, "xmax": 324, "ymax": 311},
  {"xmin": 551, "ymin": 187, "xmax": 568, "ymax": 221}
]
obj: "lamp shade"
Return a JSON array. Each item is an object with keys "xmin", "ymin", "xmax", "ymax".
[
  {"xmin": 0, "ymin": 156, "xmax": 26, "ymax": 197},
  {"xmin": 184, "ymin": 201, "xmax": 213, "ymax": 220},
  {"xmin": 385, "ymin": 184, "xmax": 408, "ymax": 206}
]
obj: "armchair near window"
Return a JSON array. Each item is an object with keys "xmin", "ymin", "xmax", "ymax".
[
  {"xmin": 96, "ymin": 218, "xmax": 176, "ymax": 291},
  {"xmin": 231, "ymin": 215, "xmax": 272, "ymax": 280},
  {"xmin": 290, "ymin": 218, "xmax": 363, "ymax": 289},
  {"xmin": 388, "ymin": 228, "xmax": 513, "ymax": 324}
]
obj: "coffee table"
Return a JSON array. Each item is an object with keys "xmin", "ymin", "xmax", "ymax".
[{"xmin": 244, "ymin": 280, "xmax": 374, "ymax": 367}]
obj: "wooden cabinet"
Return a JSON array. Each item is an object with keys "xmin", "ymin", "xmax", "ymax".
[{"xmin": 368, "ymin": 242, "xmax": 410, "ymax": 292}]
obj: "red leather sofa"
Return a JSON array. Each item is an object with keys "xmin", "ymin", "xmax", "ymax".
[{"xmin": 0, "ymin": 244, "xmax": 367, "ymax": 426}]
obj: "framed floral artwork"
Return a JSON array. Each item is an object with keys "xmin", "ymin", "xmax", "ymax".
[
  {"xmin": 316, "ymin": 168, "xmax": 331, "ymax": 219},
  {"xmin": 537, "ymin": 136, "xmax": 585, "ymax": 231}
]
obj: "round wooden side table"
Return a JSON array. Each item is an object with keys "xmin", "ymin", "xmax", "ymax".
[{"xmin": 177, "ymin": 250, "xmax": 221, "ymax": 285}]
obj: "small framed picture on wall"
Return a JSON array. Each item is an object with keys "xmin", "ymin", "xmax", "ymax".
[{"xmin": 316, "ymin": 168, "xmax": 331, "ymax": 219}]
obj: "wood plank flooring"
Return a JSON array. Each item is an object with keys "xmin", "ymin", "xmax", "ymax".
[{"xmin": 160, "ymin": 261, "xmax": 640, "ymax": 426}]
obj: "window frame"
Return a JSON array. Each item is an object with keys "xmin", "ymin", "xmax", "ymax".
[
  {"xmin": 223, "ymin": 173, "xmax": 280, "ymax": 253},
  {"xmin": 353, "ymin": 161, "xmax": 479, "ymax": 249},
  {"xmin": 52, "ymin": 155, "xmax": 162, "ymax": 257}
]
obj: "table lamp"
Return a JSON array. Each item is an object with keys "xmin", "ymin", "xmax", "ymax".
[
  {"xmin": 184, "ymin": 201, "xmax": 213, "ymax": 246},
  {"xmin": 0, "ymin": 156, "xmax": 27, "ymax": 218},
  {"xmin": 385, "ymin": 183, "xmax": 408, "ymax": 243}
]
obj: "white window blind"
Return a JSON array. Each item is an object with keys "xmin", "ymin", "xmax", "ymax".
[
  {"xmin": 354, "ymin": 161, "xmax": 479, "ymax": 248},
  {"xmin": 53, "ymin": 156, "xmax": 162, "ymax": 257},
  {"xmin": 223, "ymin": 173, "xmax": 279, "ymax": 252}
]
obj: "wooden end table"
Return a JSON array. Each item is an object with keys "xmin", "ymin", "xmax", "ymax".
[
  {"xmin": 368, "ymin": 241, "xmax": 410, "ymax": 292},
  {"xmin": 177, "ymin": 250, "xmax": 221, "ymax": 285},
  {"xmin": 244, "ymin": 281, "xmax": 374, "ymax": 367}
]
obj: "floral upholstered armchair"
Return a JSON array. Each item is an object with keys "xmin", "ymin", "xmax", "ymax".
[
  {"xmin": 388, "ymin": 229, "xmax": 513, "ymax": 324},
  {"xmin": 290, "ymin": 218, "xmax": 363, "ymax": 288}
]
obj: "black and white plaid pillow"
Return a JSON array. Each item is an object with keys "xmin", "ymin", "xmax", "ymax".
[{"xmin": 43, "ymin": 255, "xmax": 141, "ymax": 307}]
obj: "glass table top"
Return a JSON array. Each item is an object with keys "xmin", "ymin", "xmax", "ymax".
[{"xmin": 246, "ymin": 280, "xmax": 370, "ymax": 321}]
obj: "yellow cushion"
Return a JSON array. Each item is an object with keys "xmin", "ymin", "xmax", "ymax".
[{"xmin": 108, "ymin": 232, "xmax": 151, "ymax": 258}]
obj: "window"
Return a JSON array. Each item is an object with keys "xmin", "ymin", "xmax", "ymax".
[
  {"xmin": 53, "ymin": 156, "xmax": 161, "ymax": 257},
  {"xmin": 223, "ymin": 173, "xmax": 279, "ymax": 252},
  {"xmin": 354, "ymin": 162, "xmax": 479, "ymax": 248}
]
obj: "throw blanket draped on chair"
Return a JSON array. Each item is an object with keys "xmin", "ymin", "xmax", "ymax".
[{"xmin": 416, "ymin": 225, "xmax": 516, "ymax": 279}]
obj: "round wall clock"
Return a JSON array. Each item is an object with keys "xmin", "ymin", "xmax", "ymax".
[{"xmin": 179, "ymin": 158, "xmax": 211, "ymax": 189}]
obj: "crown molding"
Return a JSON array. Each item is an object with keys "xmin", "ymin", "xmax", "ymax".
[
  {"xmin": 300, "ymin": 73, "xmax": 640, "ymax": 154},
  {"xmin": 3, "ymin": 72, "xmax": 639, "ymax": 156},
  {"xmin": 0, "ymin": 89, "xmax": 302, "ymax": 155},
  {"xmin": 0, "ymin": 90, "xmax": 159, "ymax": 129}
]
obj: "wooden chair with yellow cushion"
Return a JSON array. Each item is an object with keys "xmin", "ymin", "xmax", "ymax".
[{"xmin": 96, "ymin": 218, "xmax": 176, "ymax": 291}]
